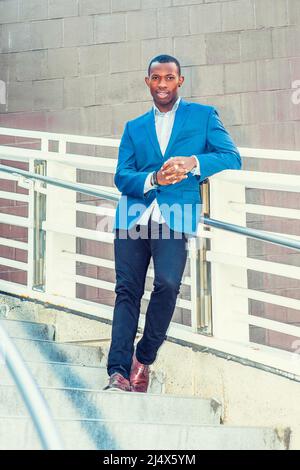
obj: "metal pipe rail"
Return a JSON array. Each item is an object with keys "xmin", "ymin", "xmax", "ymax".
[
  {"xmin": 0, "ymin": 313, "xmax": 64, "ymax": 450},
  {"xmin": 1, "ymin": 162, "xmax": 300, "ymax": 252},
  {"xmin": 201, "ymin": 216, "xmax": 300, "ymax": 252}
]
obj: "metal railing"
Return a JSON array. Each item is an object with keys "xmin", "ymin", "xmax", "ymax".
[
  {"xmin": 1, "ymin": 163, "xmax": 299, "ymax": 251},
  {"xmin": 0, "ymin": 307, "xmax": 63, "ymax": 449},
  {"xmin": 0, "ymin": 126, "xmax": 300, "ymax": 381},
  {"xmin": 202, "ymin": 215, "xmax": 300, "ymax": 252}
]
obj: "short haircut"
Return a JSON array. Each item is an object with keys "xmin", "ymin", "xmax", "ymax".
[{"xmin": 148, "ymin": 55, "xmax": 181, "ymax": 77}]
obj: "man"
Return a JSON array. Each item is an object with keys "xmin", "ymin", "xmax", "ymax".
[{"xmin": 104, "ymin": 54, "xmax": 241, "ymax": 392}]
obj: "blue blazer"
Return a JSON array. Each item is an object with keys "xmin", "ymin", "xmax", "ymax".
[{"xmin": 113, "ymin": 98, "xmax": 241, "ymax": 236}]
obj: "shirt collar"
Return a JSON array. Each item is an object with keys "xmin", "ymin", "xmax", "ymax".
[{"xmin": 153, "ymin": 96, "xmax": 181, "ymax": 117}]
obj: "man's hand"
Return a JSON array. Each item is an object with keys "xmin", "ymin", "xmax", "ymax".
[{"xmin": 157, "ymin": 156, "xmax": 197, "ymax": 185}]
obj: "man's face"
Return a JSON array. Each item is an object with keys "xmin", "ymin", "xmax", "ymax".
[{"xmin": 145, "ymin": 61, "xmax": 184, "ymax": 110}]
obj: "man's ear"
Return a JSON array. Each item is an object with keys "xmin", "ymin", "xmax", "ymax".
[{"xmin": 145, "ymin": 77, "xmax": 150, "ymax": 87}]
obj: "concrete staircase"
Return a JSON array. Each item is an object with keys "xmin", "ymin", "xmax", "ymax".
[{"xmin": 0, "ymin": 316, "xmax": 289, "ymax": 450}]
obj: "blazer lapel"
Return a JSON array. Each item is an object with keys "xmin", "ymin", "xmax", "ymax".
[
  {"xmin": 143, "ymin": 98, "xmax": 191, "ymax": 161},
  {"xmin": 144, "ymin": 109, "xmax": 164, "ymax": 159},
  {"xmin": 163, "ymin": 99, "xmax": 191, "ymax": 160}
]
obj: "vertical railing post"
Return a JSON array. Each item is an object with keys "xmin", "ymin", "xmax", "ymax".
[
  {"xmin": 199, "ymin": 180, "xmax": 213, "ymax": 334},
  {"xmin": 44, "ymin": 152, "xmax": 77, "ymax": 300},
  {"xmin": 27, "ymin": 159, "xmax": 35, "ymax": 291},
  {"xmin": 189, "ymin": 235, "xmax": 201, "ymax": 333},
  {"xmin": 189, "ymin": 180, "xmax": 213, "ymax": 335},
  {"xmin": 208, "ymin": 177, "xmax": 249, "ymax": 342},
  {"xmin": 32, "ymin": 160, "xmax": 47, "ymax": 292}
]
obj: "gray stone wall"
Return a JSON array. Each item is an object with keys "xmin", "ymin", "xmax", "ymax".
[{"xmin": 0, "ymin": 0, "xmax": 299, "ymax": 148}]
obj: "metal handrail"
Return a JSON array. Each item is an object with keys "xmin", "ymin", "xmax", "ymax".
[
  {"xmin": 0, "ymin": 311, "xmax": 64, "ymax": 450},
  {"xmin": 1, "ymin": 163, "xmax": 300, "ymax": 252},
  {"xmin": 200, "ymin": 216, "xmax": 300, "ymax": 252},
  {"xmin": 0, "ymin": 163, "xmax": 119, "ymax": 202}
]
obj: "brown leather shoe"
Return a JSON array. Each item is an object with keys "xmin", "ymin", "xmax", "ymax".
[
  {"xmin": 103, "ymin": 372, "xmax": 131, "ymax": 392},
  {"xmin": 130, "ymin": 354, "xmax": 150, "ymax": 393}
]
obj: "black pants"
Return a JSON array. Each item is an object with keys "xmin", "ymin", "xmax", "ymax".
[{"xmin": 107, "ymin": 220, "xmax": 188, "ymax": 379}]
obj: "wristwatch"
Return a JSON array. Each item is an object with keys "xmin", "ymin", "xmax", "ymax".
[{"xmin": 151, "ymin": 171, "xmax": 160, "ymax": 187}]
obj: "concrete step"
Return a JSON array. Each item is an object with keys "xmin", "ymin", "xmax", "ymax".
[
  {"xmin": 0, "ymin": 318, "xmax": 55, "ymax": 341},
  {"xmin": 0, "ymin": 385, "xmax": 221, "ymax": 426},
  {"xmin": 0, "ymin": 416, "xmax": 288, "ymax": 450},
  {"xmin": 0, "ymin": 360, "xmax": 164, "ymax": 393},
  {"xmin": 0, "ymin": 361, "xmax": 108, "ymax": 390},
  {"xmin": 7, "ymin": 337, "xmax": 104, "ymax": 367}
]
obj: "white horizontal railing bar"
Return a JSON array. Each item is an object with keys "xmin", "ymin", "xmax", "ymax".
[
  {"xmin": 75, "ymin": 203, "xmax": 116, "ymax": 217},
  {"xmin": 42, "ymin": 223, "xmax": 114, "ymax": 244},
  {"xmin": 0, "ymin": 191, "xmax": 29, "ymax": 203},
  {"xmin": 1, "ymin": 129, "xmax": 297, "ymax": 159},
  {"xmin": 207, "ymin": 250, "xmax": 300, "ymax": 280},
  {"xmin": 62, "ymin": 252, "xmax": 116, "ymax": 269},
  {"xmin": 74, "ymin": 274, "xmax": 191, "ymax": 310},
  {"xmin": 75, "ymin": 183, "xmax": 120, "ymax": 196},
  {"xmin": 0, "ymin": 256, "xmax": 27, "ymax": 270},
  {"xmin": 0, "ymin": 127, "xmax": 120, "ymax": 147},
  {"xmin": 74, "ymin": 229, "xmax": 110, "ymax": 245},
  {"xmin": 75, "ymin": 275, "xmax": 114, "ymax": 292},
  {"xmin": 0, "ymin": 213, "xmax": 30, "ymax": 228},
  {"xmin": 232, "ymin": 285, "xmax": 300, "ymax": 312},
  {"xmin": 236, "ymin": 313, "xmax": 300, "ymax": 339},
  {"xmin": 213, "ymin": 170, "xmax": 300, "ymax": 192},
  {"xmin": 62, "ymin": 250, "xmax": 192, "ymax": 286},
  {"xmin": 239, "ymin": 147, "xmax": 300, "ymax": 161},
  {"xmin": 229, "ymin": 201, "xmax": 300, "ymax": 221},
  {"xmin": 0, "ymin": 172, "xmax": 20, "ymax": 182},
  {"xmin": 0, "ymin": 147, "xmax": 116, "ymax": 173},
  {"xmin": 0, "ymin": 237, "xmax": 27, "ymax": 250}
]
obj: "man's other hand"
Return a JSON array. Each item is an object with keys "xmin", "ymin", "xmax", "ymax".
[{"xmin": 157, "ymin": 156, "xmax": 197, "ymax": 185}]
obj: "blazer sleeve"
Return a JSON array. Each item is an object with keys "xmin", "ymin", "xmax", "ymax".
[
  {"xmin": 114, "ymin": 122, "xmax": 150, "ymax": 199},
  {"xmin": 193, "ymin": 107, "xmax": 242, "ymax": 183}
]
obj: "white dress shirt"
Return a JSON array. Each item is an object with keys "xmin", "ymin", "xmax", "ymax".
[{"xmin": 136, "ymin": 96, "xmax": 200, "ymax": 225}]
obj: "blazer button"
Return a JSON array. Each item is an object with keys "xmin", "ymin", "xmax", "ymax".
[{"xmin": 157, "ymin": 189, "xmax": 161, "ymax": 193}]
